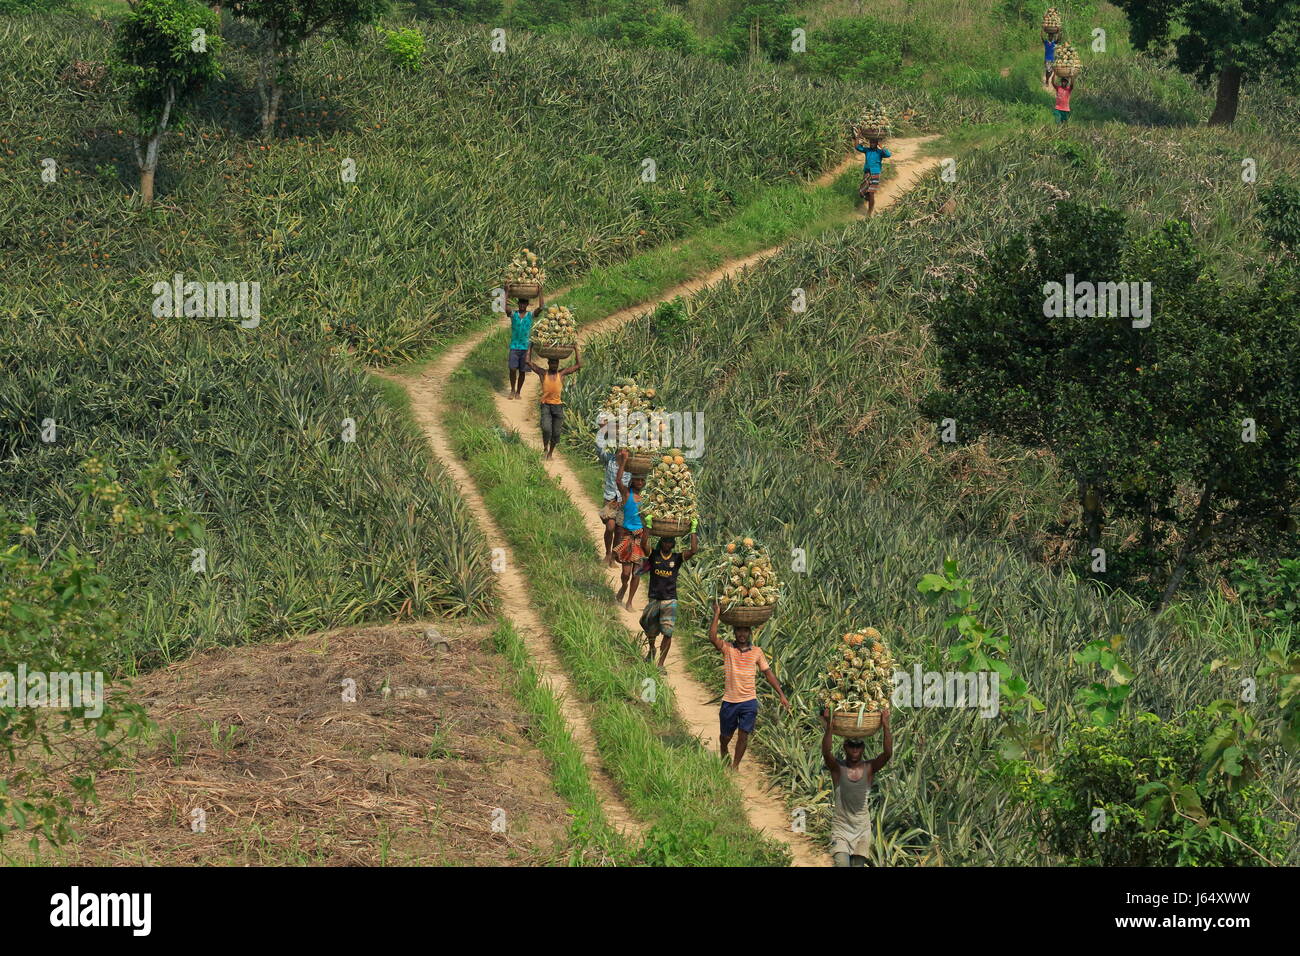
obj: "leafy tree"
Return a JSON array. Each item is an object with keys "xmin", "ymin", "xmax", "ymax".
[
  {"xmin": 1257, "ymin": 179, "xmax": 1300, "ymax": 254},
  {"xmin": 923, "ymin": 202, "xmax": 1300, "ymax": 609},
  {"xmin": 1007, "ymin": 710, "xmax": 1288, "ymax": 865},
  {"xmin": 1, "ymin": 457, "xmax": 200, "ymax": 853},
  {"xmin": 112, "ymin": 0, "xmax": 223, "ymax": 205},
  {"xmin": 795, "ymin": 16, "xmax": 907, "ymax": 81},
  {"xmin": 578, "ymin": 0, "xmax": 700, "ymax": 56},
  {"xmin": 232, "ymin": 0, "xmax": 390, "ymax": 134},
  {"xmin": 707, "ymin": 0, "xmax": 803, "ymax": 65},
  {"xmin": 1110, "ymin": 0, "xmax": 1300, "ymax": 125}
]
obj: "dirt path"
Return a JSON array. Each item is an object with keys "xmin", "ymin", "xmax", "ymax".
[
  {"xmin": 385, "ymin": 136, "xmax": 939, "ymax": 864},
  {"xmin": 375, "ymin": 360, "xmax": 645, "ymax": 841}
]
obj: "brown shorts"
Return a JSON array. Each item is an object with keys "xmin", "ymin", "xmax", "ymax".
[{"xmin": 599, "ymin": 498, "xmax": 624, "ymax": 527}]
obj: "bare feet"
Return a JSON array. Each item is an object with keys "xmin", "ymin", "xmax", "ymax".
[{"xmin": 624, "ymin": 599, "xmax": 634, "ymax": 611}]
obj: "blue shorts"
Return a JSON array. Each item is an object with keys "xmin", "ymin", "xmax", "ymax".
[
  {"xmin": 720, "ymin": 699, "xmax": 758, "ymax": 736},
  {"xmin": 509, "ymin": 348, "xmax": 529, "ymax": 370}
]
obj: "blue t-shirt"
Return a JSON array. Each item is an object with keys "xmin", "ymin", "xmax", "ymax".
[
  {"xmin": 509, "ymin": 310, "xmax": 534, "ymax": 350},
  {"xmin": 623, "ymin": 490, "xmax": 643, "ymax": 533},
  {"xmin": 855, "ymin": 144, "xmax": 891, "ymax": 175},
  {"xmin": 1044, "ymin": 39, "xmax": 1056, "ymax": 61}
]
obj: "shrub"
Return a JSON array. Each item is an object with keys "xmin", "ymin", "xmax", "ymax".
[
  {"xmin": 579, "ymin": 0, "xmax": 700, "ymax": 56},
  {"xmin": 797, "ymin": 17, "xmax": 905, "ymax": 82},
  {"xmin": 1009, "ymin": 710, "xmax": 1289, "ymax": 865},
  {"xmin": 409, "ymin": 0, "xmax": 500, "ymax": 20},
  {"xmin": 1258, "ymin": 180, "xmax": 1300, "ymax": 253},
  {"xmin": 384, "ymin": 26, "xmax": 425, "ymax": 71}
]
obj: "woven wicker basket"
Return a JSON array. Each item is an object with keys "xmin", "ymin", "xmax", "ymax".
[
  {"xmin": 831, "ymin": 710, "xmax": 882, "ymax": 738},
  {"xmin": 648, "ymin": 516, "xmax": 691, "ymax": 537},
  {"xmin": 505, "ymin": 282, "xmax": 541, "ymax": 299},
  {"xmin": 1054, "ymin": 62, "xmax": 1078, "ymax": 80},
  {"xmin": 859, "ymin": 127, "xmax": 889, "ymax": 141},
  {"xmin": 534, "ymin": 344, "xmax": 573, "ymax": 360},
  {"xmin": 720, "ymin": 603, "xmax": 775, "ymax": 627},
  {"xmin": 624, "ymin": 450, "xmax": 654, "ymax": 475}
]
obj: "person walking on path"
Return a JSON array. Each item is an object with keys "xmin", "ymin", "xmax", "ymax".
[
  {"xmin": 1052, "ymin": 75, "xmax": 1073, "ymax": 124},
  {"xmin": 596, "ymin": 438, "xmax": 630, "ymax": 565},
  {"xmin": 819, "ymin": 707, "xmax": 892, "ymax": 867},
  {"xmin": 705, "ymin": 602, "xmax": 791, "ymax": 770},
  {"xmin": 640, "ymin": 527, "xmax": 699, "ymax": 669},
  {"xmin": 527, "ymin": 344, "xmax": 580, "ymax": 460},
  {"xmin": 506, "ymin": 291, "xmax": 543, "ymax": 400},
  {"xmin": 1043, "ymin": 29, "xmax": 1057, "ymax": 87},
  {"xmin": 613, "ymin": 474, "xmax": 649, "ymax": 609},
  {"xmin": 853, "ymin": 131, "xmax": 891, "ymax": 217}
]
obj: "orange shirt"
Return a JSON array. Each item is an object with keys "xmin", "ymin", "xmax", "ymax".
[
  {"xmin": 722, "ymin": 642, "xmax": 769, "ymax": 703},
  {"xmin": 541, "ymin": 371, "xmax": 563, "ymax": 405}
]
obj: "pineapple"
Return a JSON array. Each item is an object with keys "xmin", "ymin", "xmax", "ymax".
[
  {"xmin": 1042, "ymin": 7, "xmax": 1061, "ymax": 33},
  {"xmin": 821, "ymin": 629, "xmax": 897, "ymax": 716},
  {"xmin": 505, "ymin": 249, "xmax": 546, "ymax": 288},
  {"xmin": 854, "ymin": 102, "xmax": 891, "ymax": 141},
  {"xmin": 645, "ymin": 448, "xmax": 698, "ymax": 524},
  {"xmin": 712, "ymin": 538, "xmax": 780, "ymax": 608},
  {"xmin": 532, "ymin": 305, "xmax": 577, "ymax": 348}
]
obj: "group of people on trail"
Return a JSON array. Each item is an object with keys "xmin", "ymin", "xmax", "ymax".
[
  {"xmin": 506, "ymin": 292, "xmax": 581, "ymax": 460},
  {"xmin": 501, "ymin": 172, "xmax": 898, "ymax": 865}
]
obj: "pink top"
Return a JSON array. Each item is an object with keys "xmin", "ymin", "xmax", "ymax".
[{"xmin": 1055, "ymin": 85, "xmax": 1072, "ymax": 111}]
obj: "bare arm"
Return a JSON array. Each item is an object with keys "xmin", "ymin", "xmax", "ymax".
[
  {"xmin": 820, "ymin": 709, "xmax": 840, "ymax": 779},
  {"xmin": 706, "ymin": 601, "xmax": 724, "ymax": 652},
  {"xmin": 680, "ymin": 531, "xmax": 699, "ymax": 562},
  {"xmin": 562, "ymin": 344, "xmax": 582, "ymax": 376},
  {"xmin": 763, "ymin": 665, "xmax": 791, "ymax": 712},
  {"xmin": 868, "ymin": 708, "xmax": 893, "ymax": 777},
  {"xmin": 614, "ymin": 449, "xmax": 628, "ymax": 498}
]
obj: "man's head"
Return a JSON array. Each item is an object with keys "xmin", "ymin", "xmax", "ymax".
[
  {"xmin": 547, "ymin": 356, "xmax": 560, "ymax": 371},
  {"xmin": 658, "ymin": 536, "xmax": 676, "ymax": 554},
  {"xmin": 843, "ymin": 739, "xmax": 865, "ymax": 762},
  {"xmin": 630, "ymin": 475, "xmax": 646, "ymax": 492},
  {"xmin": 733, "ymin": 625, "xmax": 752, "ymax": 646},
  {"xmin": 869, "ymin": 138, "xmax": 881, "ymax": 148},
  {"xmin": 517, "ymin": 297, "xmax": 531, "ymax": 311}
]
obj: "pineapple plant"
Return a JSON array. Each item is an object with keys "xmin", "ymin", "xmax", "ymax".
[
  {"xmin": 645, "ymin": 448, "xmax": 697, "ymax": 534},
  {"xmin": 819, "ymin": 627, "xmax": 897, "ymax": 735}
]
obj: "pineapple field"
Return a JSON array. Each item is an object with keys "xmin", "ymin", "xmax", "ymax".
[{"xmin": 4, "ymin": 0, "xmax": 1300, "ymax": 897}]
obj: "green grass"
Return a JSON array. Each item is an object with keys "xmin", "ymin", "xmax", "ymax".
[{"xmin": 490, "ymin": 618, "xmax": 631, "ymax": 865}]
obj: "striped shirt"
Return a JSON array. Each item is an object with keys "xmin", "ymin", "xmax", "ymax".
[{"xmin": 722, "ymin": 642, "xmax": 769, "ymax": 703}]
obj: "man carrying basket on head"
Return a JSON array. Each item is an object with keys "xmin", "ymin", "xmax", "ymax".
[
  {"xmin": 614, "ymin": 473, "xmax": 650, "ymax": 610},
  {"xmin": 705, "ymin": 602, "xmax": 791, "ymax": 771},
  {"xmin": 506, "ymin": 289, "xmax": 543, "ymax": 401},
  {"xmin": 527, "ymin": 344, "xmax": 581, "ymax": 460},
  {"xmin": 596, "ymin": 428, "xmax": 630, "ymax": 566},
  {"xmin": 640, "ymin": 524, "xmax": 699, "ymax": 670},
  {"xmin": 819, "ymin": 706, "xmax": 892, "ymax": 867},
  {"xmin": 853, "ymin": 129, "xmax": 892, "ymax": 217}
]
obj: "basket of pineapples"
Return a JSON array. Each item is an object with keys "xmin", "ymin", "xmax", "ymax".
[
  {"xmin": 853, "ymin": 102, "xmax": 891, "ymax": 142},
  {"xmin": 820, "ymin": 628, "xmax": 895, "ymax": 737},
  {"xmin": 504, "ymin": 248, "xmax": 545, "ymax": 299},
  {"xmin": 714, "ymin": 537, "xmax": 780, "ymax": 626},
  {"xmin": 1053, "ymin": 40, "xmax": 1081, "ymax": 79},
  {"xmin": 597, "ymin": 380, "xmax": 665, "ymax": 473},
  {"xmin": 1042, "ymin": 6, "xmax": 1061, "ymax": 36},
  {"xmin": 645, "ymin": 449, "xmax": 696, "ymax": 537},
  {"xmin": 533, "ymin": 305, "xmax": 577, "ymax": 360}
]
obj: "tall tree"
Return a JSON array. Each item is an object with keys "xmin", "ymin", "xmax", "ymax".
[
  {"xmin": 1111, "ymin": 0, "xmax": 1300, "ymax": 125},
  {"xmin": 113, "ymin": 0, "xmax": 223, "ymax": 205},
  {"xmin": 232, "ymin": 0, "xmax": 390, "ymax": 135}
]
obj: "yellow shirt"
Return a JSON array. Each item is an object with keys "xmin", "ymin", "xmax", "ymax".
[{"xmin": 541, "ymin": 371, "xmax": 563, "ymax": 405}]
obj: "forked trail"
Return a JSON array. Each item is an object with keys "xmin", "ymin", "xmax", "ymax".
[{"xmin": 390, "ymin": 136, "xmax": 941, "ymax": 865}]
